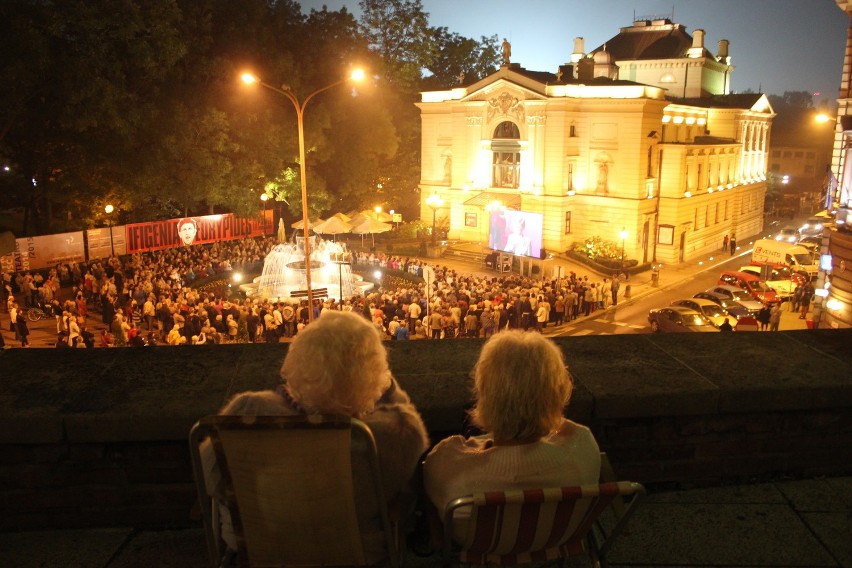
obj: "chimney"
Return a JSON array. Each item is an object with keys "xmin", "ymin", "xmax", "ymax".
[
  {"xmin": 557, "ymin": 64, "xmax": 574, "ymax": 81},
  {"xmin": 687, "ymin": 29, "xmax": 705, "ymax": 58},
  {"xmin": 577, "ymin": 57, "xmax": 594, "ymax": 81},
  {"xmin": 717, "ymin": 39, "xmax": 730, "ymax": 63},
  {"xmin": 571, "ymin": 37, "xmax": 585, "ymax": 63}
]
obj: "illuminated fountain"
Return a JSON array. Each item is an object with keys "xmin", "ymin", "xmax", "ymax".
[{"xmin": 241, "ymin": 236, "xmax": 372, "ymax": 301}]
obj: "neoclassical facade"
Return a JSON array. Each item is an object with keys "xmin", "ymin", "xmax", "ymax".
[{"xmin": 418, "ymin": 19, "xmax": 774, "ymax": 265}]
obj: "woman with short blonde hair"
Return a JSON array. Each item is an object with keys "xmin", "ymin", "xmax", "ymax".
[
  {"xmin": 425, "ymin": 331, "xmax": 600, "ymax": 534},
  {"xmin": 470, "ymin": 330, "xmax": 571, "ymax": 443}
]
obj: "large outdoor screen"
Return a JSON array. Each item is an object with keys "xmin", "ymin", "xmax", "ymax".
[{"xmin": 488, "ymin": 209, "xmax": 543, "ymax": 258}]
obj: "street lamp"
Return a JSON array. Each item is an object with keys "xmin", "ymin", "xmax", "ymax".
[
  {"xmin": 425, "ymin": 194, "xmax": 444, "ymax": 245},
  {"xmin": 619, "ymin": 228, "xmax": 628, "ymax": 276},
  {"xmin": 104, "ymin": 204, "xmax": 115, "ymax": 257},
  {"xmin": 242, "ymin": 68, "xmax": 364, "ymax": 322}
]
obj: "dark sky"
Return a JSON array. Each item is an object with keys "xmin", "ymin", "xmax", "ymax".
[{"xmin": 301, "ymin": 0, "xmax": 848, "ymax": 106}]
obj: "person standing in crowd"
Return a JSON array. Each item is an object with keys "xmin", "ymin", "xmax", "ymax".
[
  {"xmin": 769, "ymin": 301, "xmax": 782, "ymax": 332},
  {"xmin": 719, "ymin": 318, "xmax": 733, "ymax": 332},
  {"xmin": 722, "ymin": 234, "xmax": 729, "ymax": 251},
  {"xmin": 799, "ymin": 281, "xmax": 814, "ymax": 319},
  {"xmin": 15, "ymin": 309, "xmax": 30, "ymax": 347},
  {"xmin": 729, "ymin": 234, "xmax": 737, "ymax": 256},
  {"xmin": 424, "ymin": 331, "xmax": 600, "ymax": 545},
  {"xmin": 611, "ymin": 275, "xmax": 621, "ymax": 307},
  {"xmin": 757, "ymin": 304, "xmax": 771, "ymax": 331}
]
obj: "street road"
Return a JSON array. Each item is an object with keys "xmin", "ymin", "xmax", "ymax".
[{"xmin": 548, "ymin": 255, "xmax": 809, "ymax": 336}]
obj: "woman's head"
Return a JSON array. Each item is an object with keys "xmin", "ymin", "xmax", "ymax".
[
  {"xmin": 281, "ymin": 311, "xmax": 392, "ymax": 417},
  {"xmin": 470, "ymin": 330, "xmax": 572, "ymax": 442}
]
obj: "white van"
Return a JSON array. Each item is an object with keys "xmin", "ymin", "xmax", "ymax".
[{"xmin": 751, "ymin": 239, "xmax": 818, "ymax": 278}]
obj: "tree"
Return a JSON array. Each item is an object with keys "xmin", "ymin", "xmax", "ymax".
[
  {"xmin": 423, "ymin": 29, "xmax": 500, "ymax": 89},
  {"xmin": 359, "ymin": 0, "xmax": 433, "ymax": 90}
]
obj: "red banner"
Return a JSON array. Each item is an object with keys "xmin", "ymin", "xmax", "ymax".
[{"xmin": 125, "ymin": 211, "xmax": 273, "ymax": 254}]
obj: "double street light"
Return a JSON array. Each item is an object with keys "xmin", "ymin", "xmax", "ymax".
[{"xmin": 241, "ymin": 68, "xmax": 365, "ymax": 322}]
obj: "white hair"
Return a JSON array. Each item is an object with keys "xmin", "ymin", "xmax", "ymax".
[{"xmin": 281, "ymin": 311, "xmax": 392, "ymax": 417}]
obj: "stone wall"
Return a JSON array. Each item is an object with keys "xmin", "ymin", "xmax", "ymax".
[{"xmin": 0, "ymin": 330, "xmax": 850, "ymax": 531}]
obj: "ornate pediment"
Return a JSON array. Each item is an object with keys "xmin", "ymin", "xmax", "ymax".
[{"xmin": 486, "ymin": 91, "xmax": 525, "ymax": 123}]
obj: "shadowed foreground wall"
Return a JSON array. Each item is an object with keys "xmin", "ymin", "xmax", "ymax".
[{"xmin": 0, "ymin": 329, "xmax": 849, "ymax": 531}]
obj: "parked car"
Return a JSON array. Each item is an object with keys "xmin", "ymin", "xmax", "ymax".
[
  {"xmin": 670, "ymin": 298, "xmax": 730, "ymax": 327},
  {"xmin": 718, "ymin": 271, "xmax": 778, "ymax": 304},
  {"xmin": 648, "ymin": 306, "xmax": 719, "ymax": 333},
  {"xmin": 704, "ymin": 285, "xmax": 765, "ymax": 314},
  {"xmin": 738, "ymin": 265, "xmax": 804, "ymax": 300},
  {"xmin": 775, "ymin": 227, "xmax": 800, "ymax": 243},
  {"xmin": 692, "ymin": 291, "xmax": 753, "ymax": 320}
]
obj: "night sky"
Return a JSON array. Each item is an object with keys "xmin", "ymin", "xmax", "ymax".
[{"xmin": 301, "ymin": 0, "xmax": 848, "ymax": 105}]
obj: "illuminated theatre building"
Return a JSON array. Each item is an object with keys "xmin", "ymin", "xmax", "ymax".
[{"xmin": 417, "ymin": 19, "xmax": 773, "ymax": 265}]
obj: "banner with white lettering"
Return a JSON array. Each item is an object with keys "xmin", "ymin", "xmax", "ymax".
[
  {"xmin": 125, "ymin": 211, "xmax": 273, "ymax": 254},
  {"xmin": 0, "ymin": 232, "xmax": 86, "ymax": 273}
]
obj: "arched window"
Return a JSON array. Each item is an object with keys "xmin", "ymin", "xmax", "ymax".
[{"xmin": 492, "ymin": 121, "xmax": 521, "ymax": 188}]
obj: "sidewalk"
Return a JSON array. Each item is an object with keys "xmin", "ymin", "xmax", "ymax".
[{"xmin": 2, "ymin": 475, "xmax": 849, "ymax": 567}]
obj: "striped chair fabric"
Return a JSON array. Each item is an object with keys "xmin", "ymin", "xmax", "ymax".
[{"xmin": 444, "ymin": 481, "xmax": 643, "ymax": 566}]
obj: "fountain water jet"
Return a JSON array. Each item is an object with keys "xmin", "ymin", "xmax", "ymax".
[{"xmin": 241, "ymin": 236, "xmax": 372, "ymax": 301}]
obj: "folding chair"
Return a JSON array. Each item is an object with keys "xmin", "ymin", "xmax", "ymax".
[
  {"xmin": 442, "ymin": 478, "xmax": 644, "ymax": 567},
  {"xmin": 189, "ymin": 414, "xmax": 400, "ymax": 567}
]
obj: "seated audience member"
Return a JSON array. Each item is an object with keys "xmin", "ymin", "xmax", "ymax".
[
  {"xmin": 201, "ymin": 310, "xmax": 429, "ymax": 563},
  {"xmin": 424, "ymin": 330, "xmax": 600, "ymax": 541}
]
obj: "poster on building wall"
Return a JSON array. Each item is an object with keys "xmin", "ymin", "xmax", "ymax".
[
  {"xmin": 0, "ymin": 231, "xmax": 86, "ymax": 273},
  {"xmin": 124, "ymin": 211, "xmax": 273, "ymax": 254},
  {"xmin": 86, "ymin": 226, "xmax": 127, "ymax": 260}
]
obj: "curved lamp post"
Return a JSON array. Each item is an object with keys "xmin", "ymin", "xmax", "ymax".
[
  {"xmin": 242, "ymin": 69, "xmax": 364, "ymax": 322},
  {"xmin": 104, "ymin": 204, "xmax": 115, "ymax": 257}
]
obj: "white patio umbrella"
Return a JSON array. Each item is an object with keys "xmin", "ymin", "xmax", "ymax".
[
  {"xmin": 277, "ymin": 218, "xmax": 287, "ymax": 243},
  {"xmin": 358, "ymin": 208, "xmax": 392, "ymax": 222},
  {"xmin": 329, "ymin": 211, "xmax": 352, "ymax": 222},
  {"xmin": 312, "ymin": 216, "xmax": 352, "ymax": 241},
  {"xmin": 290, "ymin": 218, "xmax": 323, "ymax": 230},
  {"xmin": 351, "ymin": 217, "xmax": 392, "ymax": 247}
]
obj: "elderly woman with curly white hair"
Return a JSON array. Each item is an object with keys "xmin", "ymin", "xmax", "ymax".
[
  {"xmin": 423, "ymin": 330, "xmax": 600, "ymax": 538},
  {"xmin": 201, "ymin": 310, "xmax": 430, "ymax": 563}
]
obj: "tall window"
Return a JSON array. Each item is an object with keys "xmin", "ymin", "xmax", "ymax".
[
  {"xmin": 492, "ymin": 121, "xmax": 521, "ymax": 189},
  {"xmin": 564, "ymin": 211, "xmax": 572, "ymax": 234}
]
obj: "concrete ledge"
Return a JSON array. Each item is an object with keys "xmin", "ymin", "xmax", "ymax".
[{"xmin": 0, "ymin": 329, "xmax": 850, "ymax": 530}]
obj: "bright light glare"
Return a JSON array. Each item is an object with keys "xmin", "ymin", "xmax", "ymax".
[
  {"xmin": 232, "ymin": 272, "xmax": 243, "ymax": 283},
  {"xmin": 104, "ymin": 204, "xmax": 114, "ymax": 214},
  {"xmin": 241, "ymin": 73, "xmax": 258, "ymax": 84},
  {"xmin": 815, "ymin": 113, "xmax": 832, "ymax": 124},
  {"xmin": 373, "ymin": 270, "xmax": 382, "ymax": 280},
  {"xmin": 260, "ymin": 193, "xmax": 268, "ymax": 201},
  {"xmin": 351, "ymin": 68, "xmax": 365, "ymax": 81}
]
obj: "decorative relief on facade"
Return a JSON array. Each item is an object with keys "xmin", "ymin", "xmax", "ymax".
[
  {"xmin": 527, "ymin": 114, "xmax": 546, "ymax": 126},
  {"xmin": 466, "ymin": 116, "xmax": 483, "ymax": 126},
  {"xmin": 487, "ymin": 92, "xmax": 525, "ymax": 123}
]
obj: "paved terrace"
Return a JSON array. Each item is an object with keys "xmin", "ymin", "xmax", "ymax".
[{"xmin": 0, "ymin": 327, "xmax": 850, "ymax": 567}]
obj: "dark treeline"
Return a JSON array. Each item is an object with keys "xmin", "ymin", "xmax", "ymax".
[{"xmin": 0, "ymin": 0, "xmax": 500, "ymax": 236}]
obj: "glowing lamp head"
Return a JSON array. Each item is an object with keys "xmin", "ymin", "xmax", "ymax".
[
  {"xmin": 350, "ymin": 68, "xmax": 365, "ymax": 82},
  {"xmin": 241, "ymin": 73, "xmax": 258, "ymax": 84},
  {"xmin": 104, "ymin": 204, "xmax": 114, "ymax": 214}
]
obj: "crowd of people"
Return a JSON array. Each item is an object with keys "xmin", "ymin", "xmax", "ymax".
[{"xmin": 2, "ymin": 234, "xmax": 623, "ymax": 348}]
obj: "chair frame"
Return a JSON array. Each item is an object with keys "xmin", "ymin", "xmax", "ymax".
[
  {"xmin": 189, "ymin": 414, "xmax": 400, "ymax": 568},
  {"xmin": 441, "ymin": 456, "xmax": 644, "ymax": 567}
]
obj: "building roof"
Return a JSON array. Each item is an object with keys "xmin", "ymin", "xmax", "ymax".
[
  {"xmin": 669, "ymin": 93, "xmax": 766, "ymax": 110},
  {"xmin": 590, "ymin": 19, "xmax": 712, "ymax": 61}
]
